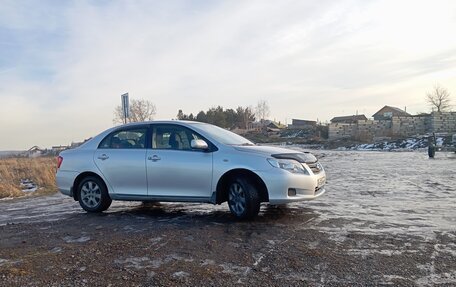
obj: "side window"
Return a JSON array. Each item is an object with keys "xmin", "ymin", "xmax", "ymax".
[
  {"xmin": 152, "ymin": 125, "xmax": 204, "ymax": 151},
  {"xmin": 99, "ymin": 128, "xmax": 147, "ymax": 149}
]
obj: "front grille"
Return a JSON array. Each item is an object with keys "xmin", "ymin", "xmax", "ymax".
[{"xmin": 307, "ymin": 161, "xmax": 322, "ymax": 174}]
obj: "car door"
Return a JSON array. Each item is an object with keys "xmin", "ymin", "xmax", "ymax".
[
  {"xmin": 94, "ymin": 126, "xmax": 149, "ymax": 196},
  {"xmin": 146, "ymin": 124, "xmax": 213, "ymax": 199}
]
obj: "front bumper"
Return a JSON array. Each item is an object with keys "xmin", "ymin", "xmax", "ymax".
[{"xmin": 257, "ymin": 168, "xmax": 327, "ymax": 205}]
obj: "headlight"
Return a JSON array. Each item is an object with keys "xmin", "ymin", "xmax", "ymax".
[{"xmin": 267, "ymin": 158, "xmax": 309, "ymax": 175}]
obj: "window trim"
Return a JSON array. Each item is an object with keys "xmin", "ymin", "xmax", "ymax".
[
  {"xmin": 97, "ymin": 125, "xmax": 151, "ymax": 150},
  {"xmin": 150, "ymin": 123, "xmax": 218, "ymax": 152}
]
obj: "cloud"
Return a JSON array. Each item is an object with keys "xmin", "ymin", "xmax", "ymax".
[{"xmin": 1, "ymin": 0, "xmax": 456, "ymax": 149}]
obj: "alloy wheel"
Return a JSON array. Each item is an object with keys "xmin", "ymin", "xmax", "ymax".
[
  {"xmin": 228, "ymin": 182, "xmax": 246, "ymax": 216},
  {"xmin": 81, "ymin": 181, "xmax": 101, "ymax": 208}
]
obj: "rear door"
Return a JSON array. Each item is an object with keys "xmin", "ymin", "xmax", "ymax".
[
  {"xmin": 146, "ymin": 124, "xmax": 213, "ymax": 199},
  {"xmin": 94, "ymin": 126, "xmax": 149, "ymax": 196}
]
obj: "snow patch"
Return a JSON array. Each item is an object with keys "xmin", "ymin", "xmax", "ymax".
[
  {"xmin": 0, "ymin": 258, "xmax": 9, "ymax": 266},
  {"xmin": 219, "ymin": 263, "xmax": 251, "ymax": 276},
  {"xmin": 149, "ymin": 236, "xmax": 163, "ymax": 245},
  {"xmin": 50, "ymin": 247, "xmax": 62, "ymax": 253},
  {"xmin": 345, "ymin": 136, "xmax": 448, "ymax": 151},
  {"xmin": 114, "ymin": 257, "xmax": 153, "ymax": 270},
  {"xmin": 172, "ymin": 271, "xmax": 190, "ymax": 279},
  {"xmin": 63, "ymin": 235, "xmax": 91, "ymax": 243},
  {"xmin": 114, "ymin": 254, "xmax": 187, "ymax": 270},
  {"xmin": 20, "ymin": 179, "xmax": 38, "ymax": 192},
  {"xmin": 200, "ymin": 259, "xmax": 215, "ymax": 266}
]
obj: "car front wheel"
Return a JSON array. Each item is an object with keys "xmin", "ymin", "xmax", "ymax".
[
  {"xmin": 77, "ymin": 176, "xmax": 112, "ymax": 212},
  {"xmin": 227, "ymin": 176, "xmax": 260, "ymax": 220}
]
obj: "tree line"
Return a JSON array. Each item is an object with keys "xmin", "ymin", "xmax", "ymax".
[
  {"xmin": 177, "ymin": 106, "xmax": 256, "ymax": 129},
  {"xmin": 113, "ymin": 99, "xmax": 270, "ymax": 129}
]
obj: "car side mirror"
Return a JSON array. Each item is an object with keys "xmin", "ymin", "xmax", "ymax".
[{"xmin": 191, "ymin": 139, "xmax": 209, "ymax": 150}]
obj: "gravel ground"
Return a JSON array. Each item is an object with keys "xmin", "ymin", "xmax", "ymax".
[{"xmin": 0, "ymin": 150, "xmax": 455, "ymax": 286}]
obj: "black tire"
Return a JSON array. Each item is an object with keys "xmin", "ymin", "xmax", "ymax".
[
  {"xmin": 77, "ymin": 176, "xmax": 112, "ymax": 212},
  {"xmin": 227, "ymin": 176, "xmax": 260, "ymax": 220}
]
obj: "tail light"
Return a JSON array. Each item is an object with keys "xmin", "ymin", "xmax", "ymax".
[{"xmin": 57, "ymin": 156, "xmax": 63, "ymax": 169}]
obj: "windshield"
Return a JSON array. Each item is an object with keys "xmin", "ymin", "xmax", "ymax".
[{"xmin": 192, "ymin": 123, "xmax": 254, "ymax": 146}]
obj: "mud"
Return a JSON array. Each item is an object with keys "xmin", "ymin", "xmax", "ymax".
[{"xmin": 0, "ymin": 151, "xmax": 455, "ymax": 286}]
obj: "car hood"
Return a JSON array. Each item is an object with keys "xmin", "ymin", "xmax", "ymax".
[{"xmin": 233, "ymin": 145, "xmax": 317, "ymax": 163}]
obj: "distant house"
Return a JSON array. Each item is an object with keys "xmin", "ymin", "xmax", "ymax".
[
  {"xmin": 52, "ymin": 145, "xmax": 68, "ymax": 152},
  {"xmin": 267, "ymin": 121, "xmax": 286, "ymax": 129},
  {"xmin": 373, "ymin": 106, "xmax": 410, "ymax": 121},
  {"xmin": 26, "ymin": 146, "xmax": 44, "ymax": 158},
  {"xmin": 330, "ymin": 115, "xmax": 367, "ymax": 124},
  {"xmin": 288, "ymin": 119, "xmax": 317, "ymax": 129}
]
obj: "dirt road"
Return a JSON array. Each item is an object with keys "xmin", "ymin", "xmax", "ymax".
[{"xmin": 1, "ymin": 151, "xmax": 455, "ymax": 286}]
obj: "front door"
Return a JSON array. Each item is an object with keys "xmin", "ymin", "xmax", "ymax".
[{"xmin": 146, "ymin": 124, "xmax": 213, "ymax": 199}]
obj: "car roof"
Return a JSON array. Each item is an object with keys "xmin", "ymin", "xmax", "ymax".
[{"xmin": 114, "ymin": 120, "xmax": 207, "ymax": 128}]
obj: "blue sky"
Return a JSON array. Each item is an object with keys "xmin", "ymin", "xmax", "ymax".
[{"xmin": 1, "ymin": 0, "xmax": 455, "ymax": 149}]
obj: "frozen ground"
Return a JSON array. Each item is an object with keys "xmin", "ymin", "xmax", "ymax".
[{"xmin": 0, "ymin": 150, "xmax": 455, "ymax": 286}]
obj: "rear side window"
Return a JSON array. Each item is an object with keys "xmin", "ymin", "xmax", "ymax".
[{"xmin": 99, "ymin": 128, "xmax": 147, "ymax": 149}]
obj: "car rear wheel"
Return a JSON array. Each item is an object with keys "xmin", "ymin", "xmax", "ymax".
[
  {"xmin": 77, "ymin": 176, "xmax": 112, "ymax": 212},
  {"xmin": 227, "ymin": 176, "xmax": 260, "ymax": 220}
]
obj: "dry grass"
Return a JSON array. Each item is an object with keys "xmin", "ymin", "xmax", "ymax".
[{"xmin": 0, "ymin": 157, "xmax": 57, "ymax": 199}]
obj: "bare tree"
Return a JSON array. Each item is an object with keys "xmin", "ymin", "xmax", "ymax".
[
  {"xmin": 236, "ymin": 106, "xmax": 255, "ymax": 129},
  {"xmin": 426, "ymin": 85, "xmax": 451, "ymax": 112},
  {"xmin": 113, "ymin": 99, "xmax": 157, "ymax": 124},
  {"xmin": 255, "ymin": 100, "xmax": 270, "ymax": 122}
]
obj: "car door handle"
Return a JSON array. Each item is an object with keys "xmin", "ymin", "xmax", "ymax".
[
  {"xmin": 97, "ymin": 154, "xmax": 109, "ymax": 160},
  {"xmin": 148, "ymin": 155, "xmax": 161, "ymax": 162}
]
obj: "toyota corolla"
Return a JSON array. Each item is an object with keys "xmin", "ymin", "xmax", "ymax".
[{"xmin": 56, "ymin": 121, "xmax": 326, "ymax": 219}]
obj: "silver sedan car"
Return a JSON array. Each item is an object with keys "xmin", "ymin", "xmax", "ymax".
[{"xmin": 56, "ymin": 121, "xmax": 326, "ymax": 219}]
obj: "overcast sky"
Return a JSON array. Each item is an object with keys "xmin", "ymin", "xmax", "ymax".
[{"xmin": 1, "ymin": 0, "xmax": 455, "ymax": 150}]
